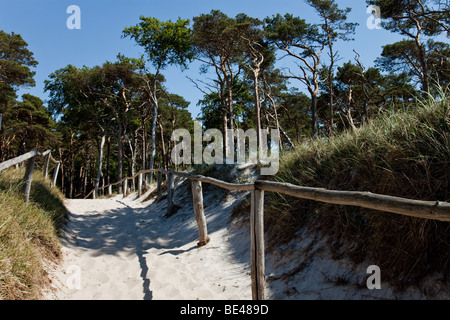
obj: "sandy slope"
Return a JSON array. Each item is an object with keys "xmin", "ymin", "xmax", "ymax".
[
  {"xmin": 44, "ymin": 178, "xmax": 253, "ymax": 300},
  {"xmin": 44, "ymin": 172, "xmax": 448, "ymax": 300}
]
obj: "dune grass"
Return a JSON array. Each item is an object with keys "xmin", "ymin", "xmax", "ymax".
[
  {"xmin": 0, "ymin": 168, "xmax": 67, "ymax": 299},
  {"xmin": 264, "ymin": 88, "xmax": 449, "ymax": 289}
]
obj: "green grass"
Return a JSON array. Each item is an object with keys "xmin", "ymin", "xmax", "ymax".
[
  {"xmin": 265, "ymin": 88, "xmax": 450, "ymax": 289},
  {"xmin": 0, "ymin": 168, "xmax": 67, "ymax": 300}
]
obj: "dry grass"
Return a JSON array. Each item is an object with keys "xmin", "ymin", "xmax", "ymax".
[
  {"xmin": 264, "ymin": 88, "xmax": 450, "ymax": 289},
  {"xmin": 0, "ymin": 168, "xmax": 67, "ymax": 300}
]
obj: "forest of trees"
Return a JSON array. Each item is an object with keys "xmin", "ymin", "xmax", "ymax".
[{"xmin": 0, "ymin": 0, "xmax": 448, "ymax": 199}]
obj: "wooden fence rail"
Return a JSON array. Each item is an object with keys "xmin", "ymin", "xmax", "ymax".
[
  {"xmin": 7, "ymin": 150, "xmax": 448, "ymax": 299},
  {"xmin": 86, "ymin": 166, "xmax": 450, "ymax": 300},
  {"xmin": 0, "ymin": 150, "xmax": 61, "ymax": 204}
]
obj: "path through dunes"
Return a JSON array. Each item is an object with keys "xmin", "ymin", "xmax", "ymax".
[
  {"xmin": 42, "ymin": 175, "xmax": 446, "ymax": 301},
  {"xmin": 44, "ymin": 184, "xmax": 253, "ymax": 300}
]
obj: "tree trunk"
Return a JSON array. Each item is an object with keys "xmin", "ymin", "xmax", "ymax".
[
  {"xmin": 106, "ymin": 136, "xmax": 111, "ymax": 189},
  {"xmin": 222, "ymin": 107, "xmax": 228, "ymax": 159},
  {"xmin": 82, "ymin": 145, "xmax": 90, "ymax": 196},
  {"xmin": 132, "ymin": 134, "xmax": 138, "ymax": 191},
  {"xmin": 329, "ymin": 85, "xmax": 334, "ymax": 135},
  {"xmin": 69, "ymin": 132, "xmax": 75, "ymax": 198},
  {"xmin": 127, "ymin": 135, "xmax": 136, "ymax": 192},
  {"xmin": 361, "ymin": 99, "xmax": 368, "ymax": 126},
  {"xmin": 117, "ymin": 124, "xmax": 124, "ymax": 194},
  {"xmin": 94, "ymin": 135, "xmax": 106, "ymax": 198},
  {"xmin": 254, "ymin": 69, "xmax": 262, "ymax": 150},
  {"xmin": 78, "ymin": 166, "xmax": 84, "ymax": 196},
  {"xmin": 227, "ymin": 85, "xmax": 234, "ymax": 135},
  {"xmin": 59, "ymin": 148, "xmax": 64, "ymax": 194},
  {"xmin": 224, "ymin": 62, "xmax": 234, "ymax": 138},
  {"xmin": 267, "ymin": 95, "xmax": 284, "ymax": 151},
  {"xmin": 327, "ymin": 23, "xmax": 335, "ymax": 136},
  {"xmin": 83, "ymin": 165, "xmax": 88, "ymax": 196},
  {"xmin": 158, "ymin": 120, "xmax": 167, "ymax": 170},
  {"xmin": 346, "ymin": 87, "xmax": 357, "ymax": 131},
  {"xmin": 311, "ymin": 93, "xmax": 318, "ymax": 138},
  {"xmin": 417, "ymin": 41, "xmax": 429, "ymax": 94},
  {"xmin": 149, "ymin": 98, "xmax": 158, "ymax": 184},
  {"xmin": 142, "ymin": 117, "xmax": 147, "ymax": 183},
  {"xmin": 413, "ymin": 22, "xmax": 429, "ymax": 95}
]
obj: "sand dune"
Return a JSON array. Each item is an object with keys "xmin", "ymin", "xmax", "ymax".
[
  {"xmin": 44, "ymin": 178, "xmax": 253, "ymax": 300},
  {"xmin": 44, "ymin": 174, "xmax": 448, "ymax": 300}
]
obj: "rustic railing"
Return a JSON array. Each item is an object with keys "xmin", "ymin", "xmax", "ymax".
[
  {"xmin": 4, "ymin": 149, "xmax": 449, "ymax": 299},
  {"xmin": 0, "ymin": 150, "xmax": 61, "ymax": 204},
  {"xmin": 85, "ymin": 167, "xmax": 450, "ymax": 300}
]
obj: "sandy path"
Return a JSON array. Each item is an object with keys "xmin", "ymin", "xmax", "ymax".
[
  {"xmin": 44, "ymin": 186, "xmax": 252, "ymax": 300},
  {"xmin": 43, "ymin": 170, "xmax": 445, "ymax": 300}
]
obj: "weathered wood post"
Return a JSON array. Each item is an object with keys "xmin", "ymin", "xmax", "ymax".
[
  {"xmin": 191, "ymin": 180, "xmax": 210, "ymax": 247},
  {"xmin": 250, "ymin": 189, "xmax": 265, "ymax": 300},
  {"xmin": 43, "ymin": 152, "xmax": 51, "ymax": 180},
  {"xmin": 157, "ymin": 171, "xmax": 163, "ymax": 201},
  {"xmin": 166, "ymin": 172, "xmax": 174, "ymax": 216},
  {"xmin": 138, "ymin": 172, "xmax": 143, "ymax": 197},
  {"xmin": 52, "ymin": 162, "xmax": 60, "ymax": 187},
  {"xmin": 22, "ymin": 156, "xmax": 36, "ymax": 204},
  {"xmin": 123, "ymin": 178, "xmax": 128, "ymax": 197},
  {"xmin": 93, "ymin": 179, "xmax": 99, "ymax": 199}
]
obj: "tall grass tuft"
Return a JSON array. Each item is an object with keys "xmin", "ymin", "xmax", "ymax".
[
  {"xmin": 0, "ymin": 168, "xmax": 67, "ymax": 299},
  {"xmin": 265, "ymin": 86, "xmax": 449, "ymax": 289}
]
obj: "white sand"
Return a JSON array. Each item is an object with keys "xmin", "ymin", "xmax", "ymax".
[
  {"xmin": 44, "ymin": 177, "xmax": 253, "ymax": 300},
  {"xmin": 44, "ymin": 172, "xmax": 448, "ymax": 300}
]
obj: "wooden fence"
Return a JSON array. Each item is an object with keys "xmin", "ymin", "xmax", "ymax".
[
  {"xmin": 85, "ymin": 167, "xmax": 450, "ymax": 300},
  {"xmin": 3, "ymin": 150, "xmax": 449, "ymax": 300},
  {"xmin": 0, "ymin": 150, "xmax": 61, "ymax": 204}
]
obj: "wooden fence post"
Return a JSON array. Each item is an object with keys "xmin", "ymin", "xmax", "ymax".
[
  {"xmin": 43, "ymin": 153, "xmax": 51, "ymax": 180},
  {"xmin": 93, "ymin": 180, "xmax": 98, "ymax": 199},
  {"xmin": 157, "ymin": 171, "xmax": 163, "ymax": 201},
  {"xmin": 138, "ymin": 172, "xmax": 143, "ymax": 197},
  {"xmin": 250, "ymin": 189, "xmax": 265, "ymax": 300},
  {"xmin": 191, "ymin": 180, "xmax": 210, "ymax": 247},
  {"xmin": 22, "ymin": 156, "xmax": 36, "ymax": 204},
  {"xmin": 123, "ymin": 178, "xmax": 128, "ymax": 197},
  {"xmin": 52, "ymin": 162, "xmax": 60, "ymax": 187},
  {"xmin": 166, "ymin": 173, "xmax": 174, "ymax": 216}
]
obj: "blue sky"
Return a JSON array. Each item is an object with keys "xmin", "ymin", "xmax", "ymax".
[{"xmin": 0, "ymin": 0, "xmax": 404, "ymax": 119}]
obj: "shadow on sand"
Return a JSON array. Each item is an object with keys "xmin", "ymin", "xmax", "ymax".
[{"xmin": 61, "ymin": 178, "xmax": 251, "ymax": 300}]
